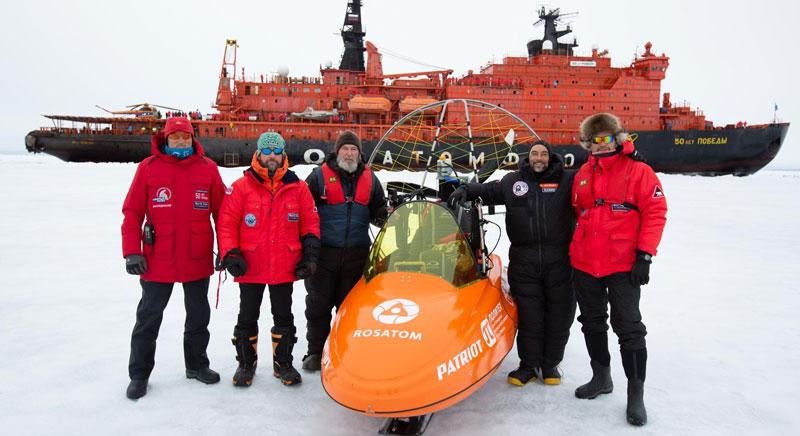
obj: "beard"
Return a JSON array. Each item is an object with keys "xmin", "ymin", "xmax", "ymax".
[
  {"xmin": 531, "ymin": 161, "xmax": 547, "ymax": 173},
  {"xmin": 337, "ymin": 155, "xmax": 358, "ymax": 173},
  {"xmin": 266, "ymin": 160, "xmax": 280, "ymax": 172}
]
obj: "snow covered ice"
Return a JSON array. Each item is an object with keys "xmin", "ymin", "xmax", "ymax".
[{"xmin": 1, "ymin": 154, "xmax": 798, "ymax": 435}]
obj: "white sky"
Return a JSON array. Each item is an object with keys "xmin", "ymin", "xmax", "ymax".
[{"xmin": 1, "ymin": 0, "xmax": 797, "ymax": 167}]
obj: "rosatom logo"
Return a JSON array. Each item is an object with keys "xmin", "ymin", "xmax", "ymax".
[{"xmin": 372, "ymin": 299, "xmax": 419, "ymax": 325}]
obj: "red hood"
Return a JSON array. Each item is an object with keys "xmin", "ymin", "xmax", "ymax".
[{"xmin": 150, "ymin": 132, "xmax": 206, "ymax": 161}]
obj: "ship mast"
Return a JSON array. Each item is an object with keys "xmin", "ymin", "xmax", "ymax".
[
  {"xmin": 527, "ymin": 7, "xmax": 578, "ymax": 57},
  {"xmin": 339, "ymin": 0, "xmax": 366, "ymax": 71}
]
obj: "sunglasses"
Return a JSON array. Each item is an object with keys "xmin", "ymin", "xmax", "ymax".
[
  {"xmin": 592, "ymin": 135, "xmax": 616, "ymax": 145},
  {"xmin": 260, "ymin": 147, "xmax": 284, "ymax": 155}
]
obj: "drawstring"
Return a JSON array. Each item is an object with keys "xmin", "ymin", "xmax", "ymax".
[
  {"xmin": 213, "ymin": 250, "xmax": 228, "ymax": 309},
  {"xmin": 215, "ymin": 269, "xmax": 228, "ymax": 309}
]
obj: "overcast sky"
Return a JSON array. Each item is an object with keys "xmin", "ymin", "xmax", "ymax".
[{"xmin": 1, "ymin": 0, "xmax": 797, "ymax": 168}]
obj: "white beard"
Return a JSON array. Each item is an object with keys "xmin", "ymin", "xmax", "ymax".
[{"xmin": 337, "ymin": 156, "xmax": 358, "ymax": 173}]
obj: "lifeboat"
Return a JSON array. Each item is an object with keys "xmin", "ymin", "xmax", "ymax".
[
  {"xmin": 321, "ymin": 200, "xmax": 518, "ymax": 425},
  {"xmin": 348, "ymin": 95, "xmax": 392, "ymax": 113},
  {"xmin": 399, "ymin": 97, "xmax": 439, "ymax": 113}
]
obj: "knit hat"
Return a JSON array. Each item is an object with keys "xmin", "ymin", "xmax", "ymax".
[
  {"xmin": 530, "ymin": 139, "xmax": 553, "ymax": 154},
  {"xmin": 257, "ymin": 131, "xmax": 286, "ymax": 152},
  {"xmin": 163, "ymin": 116, "xmax": 193, "ymax": 137},
  {"xmin": 333, "ymin": 130, "xmax": 362, "ymax": 153},
  {"xmin": 579, "ymin": 113, "xmax": 625, "ymax": 150}
]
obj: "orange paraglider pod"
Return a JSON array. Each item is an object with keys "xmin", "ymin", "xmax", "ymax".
[{"xmin": 321, "ymin": 200, "xmax": 518, "ymax": 433}]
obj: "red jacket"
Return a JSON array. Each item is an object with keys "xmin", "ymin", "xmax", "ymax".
[
  {"xmin": 121, "ymin": 136, "xmax": 226, "ymax": 283},
  {"xmin": 570, "ymin": 142, "xmax": 667, "ymax": 277},
  {"xmin": 216, "ymin": 158, "xmax": 320, "ymax": 285}
]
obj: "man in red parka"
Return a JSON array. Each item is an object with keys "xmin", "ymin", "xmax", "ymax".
[
  {"xmin": 216, "ymin": 132, "xmax": 320, "ymax": 388},
  {"xmin": 121, "ymin": 116, "xmax": 226, "ymax": 400},
  {"xmin": 570, "ymin": 113, "xmax": 667, "ymax": 426}
]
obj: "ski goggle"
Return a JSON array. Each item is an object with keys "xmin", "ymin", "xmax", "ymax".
[
  {"xmin": 259, "ymin": 147, "xmax": 284, "ymax": 155},
  {"xmin": 592, "ymin": 135, "xmax": 616, "ymax": 145}
]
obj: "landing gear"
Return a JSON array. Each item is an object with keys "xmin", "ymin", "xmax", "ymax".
[{"xmin": 378, "ymin": 414, "xmax": 433, "ymax": 436}]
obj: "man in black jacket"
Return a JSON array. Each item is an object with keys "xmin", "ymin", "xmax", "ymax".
[
  {"xmin": 301, "ymin": 131, "xmax": 387, "ymax": 371},
  {"xmin": 449, "ymin": 140, "xmax": 576, "ymax": 385}
]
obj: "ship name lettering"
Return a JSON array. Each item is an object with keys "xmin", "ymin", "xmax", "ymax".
[{"xmin": 696, "ymin": 137, "xmax": 728, "ymax": 145}]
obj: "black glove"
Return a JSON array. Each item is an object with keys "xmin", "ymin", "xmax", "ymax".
[
  {"xmin": 295, "ymin": 260, "xmax": 317, "ymax": 279},
  {"xmin": 447, "ymin": 186, "xmax": 468, "ymax": 209},
  {"xmin": 630, "ymin": 250, "xmax": 652, "ymax": 286},
  {"xmin": 220, "ymin": 249, "xmax": 248, "ymax": 277},
  {"xmin": 125, "ymin": 254, "xmax": 147, "ymax": 275},
  {"xmin": 295, "ymin": 234, "xmax": 321, "ymax": 279}
]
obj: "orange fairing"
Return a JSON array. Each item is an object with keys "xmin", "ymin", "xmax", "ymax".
[{"xmin": 321, "ymin": 202, "xmax": 518, "ymax": 418}]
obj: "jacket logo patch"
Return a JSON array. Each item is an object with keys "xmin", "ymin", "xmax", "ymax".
[
  {"xmin": 328, "ymin": 176, "xmax": 337, "ymax": 183},
  {"xmin": 287, "ymin": 212, "xmax": 299, "ymax": 222},
  {"xmin": 225, "ymin": 186, "xmax": 234, "ymax": 195},
  {"xmin": 653, "ymin": 186, "xmax": 665, "ymax": 199},
  {"xmin": 195, "ymin": 189, "xmax": 209, "ymax": 201},
  {"xmin": 579, "ymin": 179, "xmax": 588, "ymax": 186},
  {"xmin": 512, "ymin": 181, "xmax": 529, "ymax": 196},
  {"xmin": 611, "ymin": 203, "xmax": 631, "ymax": 212},
  {"xmin": 244, "ymin": 213, "xmax": 257, "ymax": 227},
  {"xmin": 153, "ymin": 187, "xmax": 171, "ymax": 203},
  {"xmin": 194, "ymin": 201, "xmax": 209, "ymax": 210},
  {"xmin": 539, "ymin": 183, "xmax": 559, "ymax": 193}
]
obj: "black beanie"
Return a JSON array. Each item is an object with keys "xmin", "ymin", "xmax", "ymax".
[
  {"xmin": 334, "ymin": 130, "xmax": 362, "ymax": 153},
  {"xmin": 530, "ymin": 139, "xmax": 553, "ymax": 155}
]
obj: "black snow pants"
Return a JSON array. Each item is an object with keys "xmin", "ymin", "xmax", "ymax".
[
  {"xmin": 234, "ymin": 282, "xmax": 294, "ymax": 337},
  {"xmin": 128, "ymin": 277, "xmax": 211, "ymax": 380},
  {"xmin": 304, "ymin": 246, "xmax": 370, "ymax": 355},
  {"xmin": 574, "ymin": 269, "xmax": 647, "ymax": 352},
  {"xmin": 507, "ymin": 246, "xmax": 576, "ymax": 369}
]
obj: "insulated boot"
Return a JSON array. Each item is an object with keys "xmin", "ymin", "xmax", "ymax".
[
  {"xmin": 575, "ymin": 331, "xmax": 613, "ymax": 399},
  {"xmin": 186, "ymin": 367, "xmax": 221, "ymax": 384},
  {"xmin": 507, "ymin": 365, "xmax": 539, "ymax": 386},
  {"xmin": 622, "ymin": 348, "xmax": 648, "ymax": 426},
  {"xmin": 126, "ymin": 378, "xmax": 148, "ymax": 400},
  {"xmin": 575, "ymin": 361, "xmax": 613, "ymax": 399},
  {"xmin": 302, "ymin": 353, "xmax": 322, "ymax": 372},
  {"xmin": 272, "ymin": 326, "xmax": 302, "ymax": 386},
  {"xmin": 232, "ymin": 330, "xmax": 258, "ymax": 387},
  {"xmin": 541, "ymin": 366, "xmax": 562, "ymax": 385}
]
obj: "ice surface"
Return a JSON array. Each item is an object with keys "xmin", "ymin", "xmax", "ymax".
[{"xmin": 1, "ymin": 154, "xmax": 798, "ymax": 435}]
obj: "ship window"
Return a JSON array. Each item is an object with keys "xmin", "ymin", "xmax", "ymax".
[
  {"xmin": 303, "ymin": 87, "xmax": 310, "ymax": 93},
  {"xmin": 592, "ymin": 93, "xmax": 596, "ymax": 97},
  {"xmin": 560, "ymin": 104, "xmax": 567, "ymax": 110},
  {"xmin": 292, "ymin": 87, "xmax": 298, "ymax": 92},
  {"xmin": 544, "ymin": 104, "xmax": 552, "ymax": 109},
  {"xmin": 245, "ymin": 86, "xmax": 251, "ymax": 96},
  {"xmin": 315, "ymin": 88, "xmax": 321, "ymax": 93},
  {"xmin": 254, "ymin": 86, "xmax": 260, "ymax": 95},
  {"xmin": 275, "ymin": 99, "xmax": 278, "ymax": 103},
  {"xmin": 624, "ymin": 93, "xmax": 628, "ymax": 97},
  {"xmin": 281, "ymin": 87, "xmax": 287, "ymax": 92}
]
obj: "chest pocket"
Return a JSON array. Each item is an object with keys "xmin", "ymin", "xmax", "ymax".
[{"xmin": 282, "ymin": 202, "xmax": 300, "ymax": 237}]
